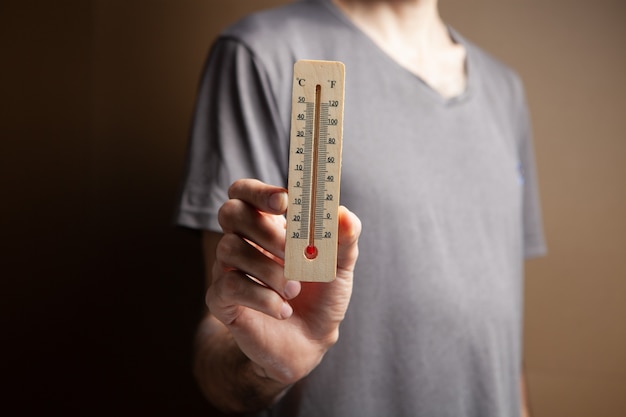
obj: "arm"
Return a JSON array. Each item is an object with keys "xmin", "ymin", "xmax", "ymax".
[{"xmin": 193, "ymin": 179, "xmax": 361, "ymax": 414}]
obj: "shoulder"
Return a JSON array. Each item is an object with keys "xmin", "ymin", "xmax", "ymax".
[
  {"xmin": 461, "ymin": 34, "xmax": 525, "ymax": 103},
  {"xmin": 206, "ymin": 1, "xmax": 350, "ymax": 105},
  {"xmin": 220, "ymin": 1, "xmax": 334, "ymax": 55},
  {"xmin": 456, "ymin": 31, "xmax": 529, "ymax": 130}
]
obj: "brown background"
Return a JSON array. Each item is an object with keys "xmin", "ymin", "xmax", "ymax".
[{"xmin": 2, "ymin": 0, "xmax": 624, "ymax": 416}]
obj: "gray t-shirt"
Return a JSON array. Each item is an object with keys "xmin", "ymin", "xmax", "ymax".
[{"xmin": 176, "ymin": 0, "xmax": 547, "ymax": 416}]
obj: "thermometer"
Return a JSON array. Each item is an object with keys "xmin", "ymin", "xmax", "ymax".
[{"xmin": 284, "ymin": 60, "xmax": 345, "ymax": 282}]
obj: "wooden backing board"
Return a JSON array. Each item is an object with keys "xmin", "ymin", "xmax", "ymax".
[{"xmin": 284, "ymin": 60, "xmax": 345, "ymax": 282}]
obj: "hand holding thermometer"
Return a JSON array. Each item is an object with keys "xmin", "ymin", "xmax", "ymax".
[{"xmin": 285, "ymin": 60, "xmax": 345, "ymax": 282}]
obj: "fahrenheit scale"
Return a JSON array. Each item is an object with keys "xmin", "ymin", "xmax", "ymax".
[{"xmin": 284, "ymin": 60, "xmax": 345, "ymax": 282}]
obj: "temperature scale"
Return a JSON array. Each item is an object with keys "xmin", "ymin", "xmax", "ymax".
[{"xmin": 284, "ymin": 60, "xmax": 345, "ymax": 282}]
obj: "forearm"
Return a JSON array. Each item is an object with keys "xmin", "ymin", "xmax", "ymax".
[{"xmin": 193, "ymin": 314, "xmax": 290, "ymax": 414}]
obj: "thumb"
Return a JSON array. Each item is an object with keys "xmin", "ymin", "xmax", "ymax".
[{"xmin": 336, "ymin": 206, "xmax": 361, "ymax": 274}]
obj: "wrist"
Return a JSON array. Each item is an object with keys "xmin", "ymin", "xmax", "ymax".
[{"xmin": 194, "ymin": 317, "xmax": 291, "ymax": 413}]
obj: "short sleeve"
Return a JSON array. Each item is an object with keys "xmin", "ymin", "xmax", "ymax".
[
  {"xmin": 175, "ymin": 37, "xmax": 289, "ymax": 231},
  {"xmin": 517, "ymin": 87, "xmax": 547, "ymax": 259}
]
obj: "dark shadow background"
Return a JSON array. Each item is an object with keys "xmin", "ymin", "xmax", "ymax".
[
  {"xmin": 2, "ymin": 1, "xmax": 625, "ymax": 416},
  {"xmin": 0, "ymin": 1, "xmax": 249, "ymax": 415}
]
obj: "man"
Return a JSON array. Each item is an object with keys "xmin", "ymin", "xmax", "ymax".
[{"xmin": 176, "ymin": 0, "xmax": 546, "ymax": 415}]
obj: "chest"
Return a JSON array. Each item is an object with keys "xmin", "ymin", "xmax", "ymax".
[{"xmin": 339, "ymin": 85, "xmax": 521, "ymax": 218}]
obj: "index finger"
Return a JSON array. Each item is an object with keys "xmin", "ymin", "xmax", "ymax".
[{"xmin": 228, "ymin": 179, "xmax": 288, "ymax": 215}]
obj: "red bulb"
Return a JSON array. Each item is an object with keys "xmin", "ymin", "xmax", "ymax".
[{"xmin": 305, "ymin": 245, "xmax": 318, "ymax": 259}]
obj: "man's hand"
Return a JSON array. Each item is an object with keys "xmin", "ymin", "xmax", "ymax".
[{"xmin": 197, "ymin": 179, "xmax": 361, "ymax": 412}]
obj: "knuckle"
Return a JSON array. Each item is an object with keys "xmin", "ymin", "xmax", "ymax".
[
  {"xmin": 325, "ymin": 328, "xmax": 340, "ymax": 347},
  {"xmin": 228, "ymin": 179, "xmax": 244, "ymax": 193},
  {"xmin": 343, "ymin": 220, "xmax": 359, "ymax": 242},
  {"xmin": 215, "ymin": 233, "xmax": 239, "ymax": 263},
  {"xmin": 217, "ymin": 199, "xmax": 241, "ymax": 230},
  {"xmin": 220, "ymin": 272, "xmax": 245, "ymax": 299},
  {"xmin": 228, "ymin": 178, "xmax": 250, "ymax": 198},
  {"xmin": 206, "ymin": 273, "xmax": 244, "ymax": 325},
  {"xmin": 259, "ymin": 291, "xmax": 282, "ymax": 316},
  {"xmin": 206, "ymin": 286, "xmax": 239, "ymax": 325}
]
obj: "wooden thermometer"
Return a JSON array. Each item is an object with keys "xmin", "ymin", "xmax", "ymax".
[{"xmin": 284, "ymin": 60, "xmax": 345, "ymax": 282}]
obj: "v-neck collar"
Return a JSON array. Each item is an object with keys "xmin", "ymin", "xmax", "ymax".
[{"xmin": 317, "ymin": 0, "xmax": 475, "ymax": 106}]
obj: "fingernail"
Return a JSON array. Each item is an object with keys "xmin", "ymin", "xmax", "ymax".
[
  {"xmin": 284, "ymin": 280, "xmax": 301, "ymax": 300},
  {"xmin": 269, "ymin": 192, "xmax": 287, "ymax": 212},
  {"xmin": 280, "ymin": 302, "xmax": 293, "ymax": 319}
]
